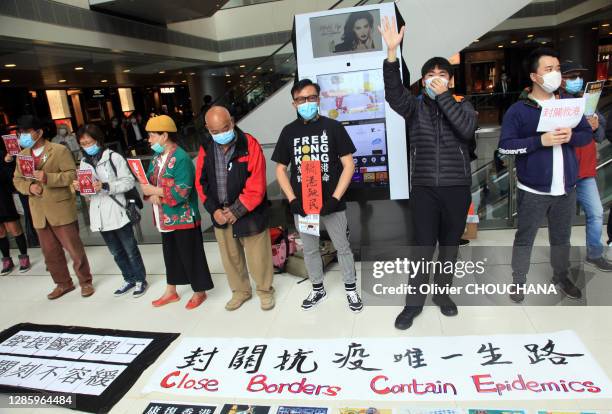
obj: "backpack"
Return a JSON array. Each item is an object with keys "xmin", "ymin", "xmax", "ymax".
[{"xmin": 107, "ymin": 151, "xmax": 144, "ymax": 209}]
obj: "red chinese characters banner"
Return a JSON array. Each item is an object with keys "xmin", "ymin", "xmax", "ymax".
[
  {"xmin": 301, "ymin": 160, "xmax": 323, "ymax": 215},
  {"xmin": 143, "ymin": 331, "xmax": 612, "ymax": 402}
]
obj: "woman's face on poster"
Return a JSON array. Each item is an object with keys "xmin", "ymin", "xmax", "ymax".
[{"xmin": 353, "ymin": 18, "xmax": 371, "ymax": 42}]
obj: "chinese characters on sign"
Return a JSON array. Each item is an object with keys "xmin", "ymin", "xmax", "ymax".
[
  {"xmin": 536, "ymin": 97, "xmax": 585, "ymax": 132},
  {"xmin": 127, "ymin": 158, "xmax": 150, "ymax": 185},
  {"xmin": 77, "ymin": 170, "xmax": 96, "ymax": 195},
  {"xmin": 2, "ymin": 134, "xmax": 20, "ymax": 156},
  {"xmin": 143, "ymin": 331, "xmax": 612, "ymax": 402}
]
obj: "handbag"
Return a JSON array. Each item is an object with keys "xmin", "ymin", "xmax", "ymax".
[{"xmin": 109, "ymin": 195, "xmax": 141, "ymax": 224}]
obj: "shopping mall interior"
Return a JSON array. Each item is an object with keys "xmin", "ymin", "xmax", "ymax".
[{"xmin": 0, "ymin": 0, "xmax": 612, "ymax": 412}]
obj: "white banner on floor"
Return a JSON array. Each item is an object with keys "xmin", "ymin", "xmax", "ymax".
[{"xmin": 142, "ymin": 330, "xmax": 612, "ymax": 402}]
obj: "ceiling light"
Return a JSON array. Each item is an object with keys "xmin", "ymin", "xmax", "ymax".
[
  {"xmin": 592, "ymin": 27, "xmax": 599, "ymax": 30},
  {"xmin": 58, "ymin": 79, "xmax": 66, "ymax": 83},
  {"xmin": 181, "ymin": 80, "xmax": 187, "ymax": 83},
  {"xmin": 189, "ymin": 72, "xmax": 196, "ymax": 75},
  {"xmin": 1, "ymin": 79, "xmax": 10, "ymax": 83},
  {"xmin": 257, "ymin": 67, "xmax": 262, "ymax": 70},
  {"xmin": 4, "ymin": 64, "xmax": 16, "ymax": 68},
  {"xmin": 497, "ymin": 44, "xmax": 503, "ymax": 48},
  {"xmin": 240, "ymin": 74, "xmax": 245, "ymax": 78},
  {"xmin": 540, "ymin": 41, "xmax": 547, "ymax": 44},
  {"xmin": 178, "ymin": 71, "xmax": 183, "ymax": 74},
  {"xmin": 527, "ymin": 34, "xmax": 534, "ymax": 38},
  {"xmin": 123, "ymin": 69, "xmax": 130, "ymax": 73},
  {"xmin": 159, "ymin": 70, "xmax": 165, "ymax": 74},
  {"xmin": 101, "ymin": 79, "xmax": 108, "ymax": 83},
  {"xmin": 510, "ymin": 40, "xmax": 517, "ymax": 44},
  {"xmin": 473, "ymin": 39, "xmax": 480, "ymax": 43},
  {"xmin": 227, "ymin": 80, "xmax": 231, "ymax": 83},
  {"xmin": 252, "ymin": 75, "xmax": 256, "ymax": 78},
  {"xmin": 74, "ymin": 66, "xmax": 84, "ymax": 70},
  {"xmin": 601, "ymin": 23, "xmax": 610, "ymax": 27},
  {"xmin": 225, "ymin": 73, "xmax": 230, "ymax": 77},
  {"xmin": 569, "ymin": 35, "xmax": 575, "ymax": 38},
  {"xmin": 239, "ymin": 64, "xmax": 246, "ymax": 68}
]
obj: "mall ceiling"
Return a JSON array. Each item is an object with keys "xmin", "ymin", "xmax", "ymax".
[{"xmin": 89, "ymin": 0, "xmax": 230, "ymax": 25}]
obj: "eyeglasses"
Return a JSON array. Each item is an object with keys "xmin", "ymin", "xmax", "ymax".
[{"xmin": 293, "ymin": 95, "xmax": 319, "ymax": 104}]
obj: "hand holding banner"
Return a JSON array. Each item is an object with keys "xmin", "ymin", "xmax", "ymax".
[
  {"xmin": 77, "ymin": 170, "xmax": 96, "ymax": 195},
  {"xmin": 127, "ymin": 158, "xmax": 149, "ymax": 185},
  {"xmin": 17, "ymin": 155, "xmax": 35, "ymax": 179},
  {"xmin": 2, "ymin": 134, "xmax": 20, "ymax": 156}
]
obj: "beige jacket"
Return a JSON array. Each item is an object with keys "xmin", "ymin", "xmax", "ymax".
[{"xmin": 13, "ymin": 141, "xmax": 77, "ymax": 229}]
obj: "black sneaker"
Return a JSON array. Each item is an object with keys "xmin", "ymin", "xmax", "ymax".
[
  {"xmin": 346, "ymin": 290, "xmax": 363, "ymax": 313},
  {"xmin": 394, "ymin": 306, "xmax": 422, "ymax": 330},
  {"xmin": 133, "ymin": 281, "xmax": 148, "ymax": 298},
  {"xmin": 585, "ymin": 257, "xmax": 612, "ymax": 272},
  {"xmin": 555, "ymin": 278, "xmax": 582, "ymax": 299},
  {"xmin": 301, "ymin": 289, "xmax": 327, "ymax": 311},
  {"xmin": 459, "ymin": 239, "xmax": 470, "ymax": 246},
  {"xmin": 114, "ymin": 281, "xmax": 135, "ymax": 297},
  {"xmin": 432, "ymin": 294, "xmax": 458, "ymax": 316},
  {"xmin": 1, "ymin": 257, "xmax": 14, "ymax": 276},
  {"xmin": 509, "ymin": 283, "xmax": 525, "ymax": 303}
]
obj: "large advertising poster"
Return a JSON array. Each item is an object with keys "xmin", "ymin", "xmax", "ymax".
[
  {"xmin": 294, "ymin": 3, "xmax": 409, "ymax": 199},
  {"xmin": 309, "ymin": 9, "xmax": 383, "ymax": 58}
]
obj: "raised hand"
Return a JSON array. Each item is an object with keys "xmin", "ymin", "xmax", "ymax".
[{"xmin": 378, "ymin": 16, "xmax": 405, "ymax": 60}]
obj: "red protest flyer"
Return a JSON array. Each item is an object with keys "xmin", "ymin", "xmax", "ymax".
[
  {"xmin": 77, "ymin": 170, "xmax": 96, "ymax": 195},
  {"xmin": 2, "ymin": 134, "xmax": 20, "ymax": 156},
  {"xmin": 17, "ymin": 155, "xmax": 35, "ymax": 179},
  {"xmin": 301, "ymin": 159, "xmax": 323, "ymax": 214},
  {"xmin": 127, "ymin": 158, "xmax": 149, "ymax": 185}
]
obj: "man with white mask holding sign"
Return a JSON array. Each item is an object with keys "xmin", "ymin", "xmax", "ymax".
[
  {"xmin": 498, "ymin": 47, "xmax": 592, "ymax": 303},
  {"xmin": 273, "ymin": 79, "xmax": 363, "ymax": 313}
]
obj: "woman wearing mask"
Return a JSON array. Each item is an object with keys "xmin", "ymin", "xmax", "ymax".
[
  {"xmin": 73, "ymin": 124, "xmax": 148, "ymax": 297},
  {"xmin": 0, "ymin": 143, "xmax": 30, "ymax": 275},
  {"xmin": 52, "ymin": 124, "xmax": 80, "ymax": 159},
  {"xmin": 334, "ymin": 11, "xmax": 376, "ymax": 53},
  {"xmin": 140, "ymin": 115, "xmax": 214, "ymax": 309}
]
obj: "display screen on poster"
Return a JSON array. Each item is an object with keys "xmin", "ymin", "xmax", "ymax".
[
  {"xmin": 317, "ymin": 70, "xmax": 388, "ymax": 187},
  {"xmin": 309, "ymin": 9, "xmax": 383, "ymax": 58}
]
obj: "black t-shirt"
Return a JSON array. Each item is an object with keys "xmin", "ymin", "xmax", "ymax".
[{"xmin": 272, "ymin": 116, "xmax": 356, "ymax": 213}]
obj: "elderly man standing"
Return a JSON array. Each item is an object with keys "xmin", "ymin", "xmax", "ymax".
[
  {"xmin": 13, "ymin": 115, "xmax": 94, "ymax": 300},
  {"xmin": 195, "ymin": 106, "xmax": 275, "ymax": 311}
]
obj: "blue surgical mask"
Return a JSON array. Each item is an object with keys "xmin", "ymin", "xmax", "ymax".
[
  {"xmin": 19, "ymin": 133, "xmax": 35, "ymax": 149},
  {"xmin": 297, "ymin": 102, "xmax": 319, "ymax": 121},
  {"xmin": 564, "ymin": 77, "xmax": 583, "ymax": 94},
  {"xmin": 83, "ymin": 144, "xmax": 100, "ymax": 156},
  {"xmin": 151, "ymin": 142, "xmax": 165, "ymax": 154},
  {"xmin": 212, "ymin": 129, "xmax": 235, "ymax": 145}
]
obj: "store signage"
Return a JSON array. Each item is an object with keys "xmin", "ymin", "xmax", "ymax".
[{"xmin": 143, "ymin": 331, "xmax": 612, "ymax": 402}]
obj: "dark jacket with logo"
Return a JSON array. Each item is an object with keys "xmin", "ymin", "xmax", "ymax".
[
  {"xmin": 383, "ymin": 59, "xmax": 478, "ymax": 187},
  {"xmin": 498, "ymin": 89, "xmax": 592, "ymax": 193},
  {"xmin": 195, "ymin": 128, "xmax": 269, "ymax": 238}
]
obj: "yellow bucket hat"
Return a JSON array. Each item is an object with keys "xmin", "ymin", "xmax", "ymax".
[{"xmin": 145, "ymin": 114, "xmax": 177, "ymax": 132}]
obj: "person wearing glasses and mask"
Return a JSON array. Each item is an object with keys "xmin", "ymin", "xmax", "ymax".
[
  {"xmin": 12, "ymin": 115, "xmax": 94, "ymax": 300},
  {"xmin": 195, "ymin": 106, "xmax": 275, "ymax": 312},
  {"xmin": 272, "ymin": 79, "xmax": 363, "ymax": 313}
]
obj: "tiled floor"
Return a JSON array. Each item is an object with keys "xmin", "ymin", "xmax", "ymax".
[{"xmin": 0, "ymin": 226, "xmax": 611, "ymax": 413}]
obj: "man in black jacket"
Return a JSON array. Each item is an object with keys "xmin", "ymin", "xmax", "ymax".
[{"xmin": 380, "ymin": 17, "xmax": 478, "ymax": 330}]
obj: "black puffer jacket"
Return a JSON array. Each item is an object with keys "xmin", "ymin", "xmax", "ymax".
[{"xmin": 383, "ymin": 59, "xmax": 478, "ymax": 187}]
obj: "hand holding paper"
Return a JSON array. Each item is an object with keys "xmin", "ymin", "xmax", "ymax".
[{"xmin": 536, "ymin": 97, "xmax": 585, "ymax": 132}]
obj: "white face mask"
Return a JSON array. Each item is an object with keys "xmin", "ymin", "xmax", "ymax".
[{"xmin": 537, "ymin": 70, "xmax": 562, "ymax": 94}]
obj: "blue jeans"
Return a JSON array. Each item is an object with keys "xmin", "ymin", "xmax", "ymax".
[
  {"xmin": 100, "ymin": 223, "xmax": 146, "ymax": 283},
  {"xmin": 576, "ymin": 177, "xmax": 604, "ymax": 259}
]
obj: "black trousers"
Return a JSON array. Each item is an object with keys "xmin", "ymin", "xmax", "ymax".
[
  {"xmin": 161, "ymin": 226, "xmax": 214, "ymax": 292},
  {"xmin": 406, "ymin": 185, "xmax": 471, "ymax": 308}
]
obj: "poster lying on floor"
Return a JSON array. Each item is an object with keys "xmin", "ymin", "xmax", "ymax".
[
  {"xmin": 143, "ymin": 330, "xmax": 612, "ymax": 402},
  {"xmin": 0, "ymin": 323, "xmax": 179, "ymax": 413}
]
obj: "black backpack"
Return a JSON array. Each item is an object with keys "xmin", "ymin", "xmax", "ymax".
[{"xmin": 107, "ymin": 151, "xmax": 144, "ymax": 209}]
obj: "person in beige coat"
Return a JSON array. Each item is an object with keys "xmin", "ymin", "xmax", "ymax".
[{"xmin": 12, "ymin": 115, "xmax": 94, "ymax": 300}]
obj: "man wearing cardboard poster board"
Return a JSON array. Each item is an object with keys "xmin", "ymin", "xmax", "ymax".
[
  {"xmin": 558, "ymin": 61, "xmax": 611, "ymax": 272},
  {"xmin": 273, "ymin": 79, "xmax": 363, "ymax": 313},
  {"xmin": 380, "ymin": 17, "xmax": 478, "ymax": 330},
  {"xmin": 498, "ymin": 48, "xmax": 592, "ymax": 303}
]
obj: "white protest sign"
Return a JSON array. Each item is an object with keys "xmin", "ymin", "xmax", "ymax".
[
  {"xmin": 299, "ymin": 214, "xmax": 320, "ymax": 236},
  {"xmin": 142, "ymin": 331, "xmax": 612, "ymax": 402},
  {"xmin": 537, "ymin": 98, "xmax": 585, "ymax": 132}
]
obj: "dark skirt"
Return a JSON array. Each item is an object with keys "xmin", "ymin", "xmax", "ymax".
[
  {"xmin": 0, "ymin": 187, "xmax": 18, "ymax": 223},
  {"xmin": 161, "ymin": 225, "xmax": 214, "ymax": 292}
]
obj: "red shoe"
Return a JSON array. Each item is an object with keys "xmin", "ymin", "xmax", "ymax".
[
  {"xmin": 152, "ymin": 293, "xmax": 180, "ymax": 307},
  {"xmin": 186, "ymin": 292, "xmax": 207, "ymax": 310}
]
